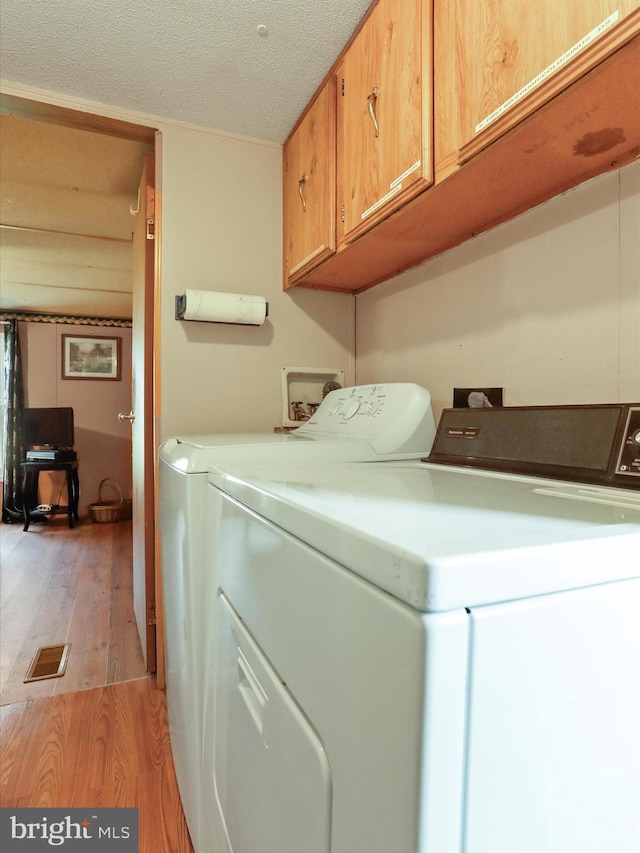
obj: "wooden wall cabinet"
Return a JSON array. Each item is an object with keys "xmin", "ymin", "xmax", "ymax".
[
  {"xmin": 283, "ymin": 79, "xmax": 336, "ymax": 287},
  {"xmin": 284, "ymin": 0, "xmax": 640, "ymax": 293},
  {"xmin": 336, "ymin": 0, "xmax": 433, "ymax": 245}
]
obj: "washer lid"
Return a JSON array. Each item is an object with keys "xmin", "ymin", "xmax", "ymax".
[
  {"xmin": 159, "ymin": 433, "xmax": 304, "ymax": 473},
  {"xmin": 210, "ymin": 460, "xmax": 640, "ymax": 612}
]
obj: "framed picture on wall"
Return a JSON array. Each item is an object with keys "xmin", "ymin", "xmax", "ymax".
[{"xmin": 62, "ymin": 334, "xmax": 122, "ymax": 381}]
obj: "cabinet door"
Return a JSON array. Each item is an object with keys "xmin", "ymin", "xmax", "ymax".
[
  {"xmin": 283, "ymin": 79, "xmax": 336, "ymax": 288},
  {"xmin": 452, "ymin": 0, "xmax": 639, "ymax": 163},
  {"xmin": 337, "ymin": 0, "xmax": 432, "ymax": 245}
]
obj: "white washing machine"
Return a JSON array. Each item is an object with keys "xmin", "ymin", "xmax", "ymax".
[
  {"xmin": 207, "ymin": 403, "xmax": 640, "ymax": 853},
  {"xmin": 158, "ymin": 383, "xmax": 437, "ymax": 851}
]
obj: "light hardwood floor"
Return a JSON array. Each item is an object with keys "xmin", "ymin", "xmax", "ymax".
[
  {"xmin": 1, "ymin": 516, "xmax": 146, "ymax": 705},
  {"xmin": 0, "ymin": 517, "xmax": 194, "ymax": 851},
  {"xmin": 0, "ymin": 676, "xmax": 193, "ymax": 851}
]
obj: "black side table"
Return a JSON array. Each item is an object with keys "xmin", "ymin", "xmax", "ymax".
[{"xmin": 21, "ymin": 461, "xmax": 80, "ymax": 532}]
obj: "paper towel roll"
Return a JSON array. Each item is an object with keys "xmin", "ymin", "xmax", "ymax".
[{"xmin": 177, "ymin": 289, "xmax": 268, "ymax": 325}]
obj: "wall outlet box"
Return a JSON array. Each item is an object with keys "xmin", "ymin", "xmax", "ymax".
[
  {"xmin": 453, "ymin": 387, "xmax": 504, "ymax": 408},
  {"xmin": 281, "ymin": 366, "xmax": 344, "ymax": 427}
]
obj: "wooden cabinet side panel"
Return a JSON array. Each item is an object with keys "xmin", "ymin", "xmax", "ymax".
[{"xmin": 283, "ymin": 80, "xmax": 336, "ymax": 286}]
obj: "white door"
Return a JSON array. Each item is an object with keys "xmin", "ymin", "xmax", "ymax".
[{"xmin": 130, "ymin": 152, "xmax": 156, "ymax": 670}]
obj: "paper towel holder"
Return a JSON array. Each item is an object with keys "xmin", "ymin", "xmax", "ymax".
[
  {"xmin": 175, "ymin": 293, "xmax": 269, "ymax": 324},
  {"xmin": 175, "ymin": 295, "xmax": 185, "ymax": 320}
]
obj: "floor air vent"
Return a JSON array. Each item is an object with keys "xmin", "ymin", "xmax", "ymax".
[{"xmin": 24, "ymin": 643, "xmax": 71, "ymax": 682}]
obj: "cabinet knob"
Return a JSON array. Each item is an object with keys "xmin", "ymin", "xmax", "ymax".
[{"xmin": 367, "ymin": 86, "xmax": 380, "ymax": 138}]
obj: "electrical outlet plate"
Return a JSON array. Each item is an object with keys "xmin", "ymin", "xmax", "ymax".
[
  {"xmin": 453, "ymin": 387, "xmax": 504, "ymax": 408},
  {"xmin": 281, "ymin": 367, "xmax": 345, "ymax": 427}
]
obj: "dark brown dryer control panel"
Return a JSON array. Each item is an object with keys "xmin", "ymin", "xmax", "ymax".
[{"xmin": 427, "ymin": 403, "xmax": 640, "ymax": 490}]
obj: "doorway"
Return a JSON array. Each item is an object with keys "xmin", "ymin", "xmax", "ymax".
[{"xmin": 0, "ymin": 99, "xmax": 160, "ymax": 704}]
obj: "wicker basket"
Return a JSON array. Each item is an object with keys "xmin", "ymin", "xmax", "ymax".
[{"xmin": 89, "ymin": 479, "xmax": 132, "ymax": 523}]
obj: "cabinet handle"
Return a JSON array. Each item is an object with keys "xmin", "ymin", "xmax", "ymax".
[
  {"xmin": 298, "ymin": 175, "xmax": 307, "ymax": 212},
  {"xmin": 367, "ymin": 86, "xmax": 380, "ymax": 138}
]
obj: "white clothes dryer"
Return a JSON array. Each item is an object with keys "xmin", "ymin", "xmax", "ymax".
[
  {"xmin": 158, "ymin": 383, "xmax": 437, "ymax": 851},
  {"xmin": 207, "ymin": 403, "xmax": 640, "ymax": 853}
]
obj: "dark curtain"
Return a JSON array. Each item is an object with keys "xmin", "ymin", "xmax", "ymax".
[{"xmin": 2, "ymin": 320, "xmax": 25, "ymax": 523}]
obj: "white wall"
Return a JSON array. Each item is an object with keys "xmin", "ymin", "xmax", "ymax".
[
  {"xmin": 157, "ymin": 123, "xmax": 355, "ymax": 438},
  {"xmin": 355, "ymin": 161, "xmax": 640, "ymax": 421},
  {"xmin": 20, "ymin": 321, "xmax": 133, "ymax": 514}
]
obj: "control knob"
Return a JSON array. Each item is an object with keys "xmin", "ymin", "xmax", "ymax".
[{"xmin": 341, "ymin": 398, "xmax": 361, "ymax": 419}]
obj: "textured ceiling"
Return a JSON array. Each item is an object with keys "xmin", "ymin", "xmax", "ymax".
[
  {"xmin": 0, "ymin": 0, "xmax": 373, "ymax": 143},
  {"xmin": 0, "ymin": 115, "xmax": 151, "ymax": 318}
]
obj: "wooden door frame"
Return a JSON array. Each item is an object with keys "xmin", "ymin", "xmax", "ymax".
[{"xmin": 1, "ymin": 92, "xmax": 165, "ymax": 686}]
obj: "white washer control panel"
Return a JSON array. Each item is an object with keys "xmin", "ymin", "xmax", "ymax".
[{"xmin": 295, "ymin": 383, "xmax": 436, "ymax": 456}]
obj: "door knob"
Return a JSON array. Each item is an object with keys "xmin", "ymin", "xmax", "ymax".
[{"xmin": 118, "ymin": 411, "xmax": 136, "ymax": 423}]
